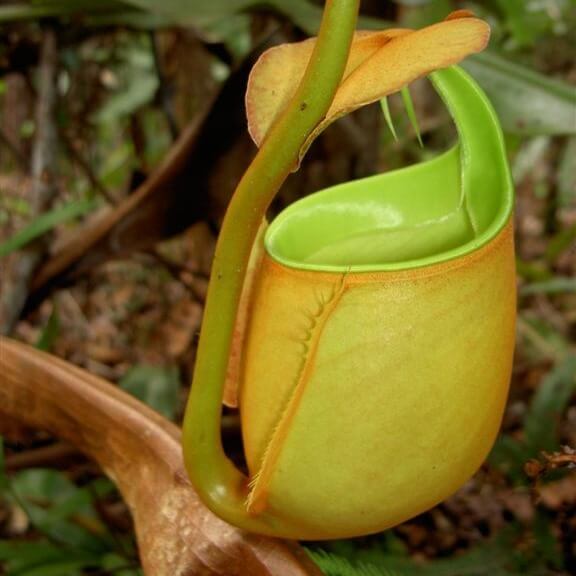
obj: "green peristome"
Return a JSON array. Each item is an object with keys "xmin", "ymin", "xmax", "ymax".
[{"xmin": 265, "ymin": 66, "xmax": 514, "ymax": 272}]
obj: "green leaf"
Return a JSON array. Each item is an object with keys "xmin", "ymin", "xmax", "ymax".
[
  {"xmin": 270, "ymin": 0, "xmax": 389, "ymax": 35},
  {"xmin": 488, "ymin": 435, "xmax": 531, "ymax": 484},
  {"xmin": 0, "ymin": 0, "xmax": 312, "ymax": 30},
  {"xmin": 307, "ymin": 548, "xmax": 400, "ymax": 576},
  {"xmin": 546, "ymin": 222, "xmax": 576, "ymax": 262},
  {"xmin": 518, "ymin": 315, "xmax": 570, "ymax": 363},
  {"xmin": 397, "ymin": 0, "xmax": 452, "ymax": 29},
  {"xmin": 9, "ymin": 469, "xmax": 112, "ymax": 551},
  {"xmin": 0, "ymin": 0, "xmax": 385, "ymax": 36},
  {"xmin": 121, "ymin": 0, "xmax": 317, "ymax": 29},
  {"xmin": 512, "ymin": 136, "xmax": 551, "ymax": 185},
  {"xmin": 85, "ymin": 10, "xmax": 173, "ymax": 29},
  {"xmin": 531, "ymin": 511, "xmax": 564, "ymax": 571},
  {"xmin": 524, "ymin": 355, "xmax": 576, "ymax": 452},
  {"xmin": 515, "ymin": 259, "xmax": 551, "ymax": 283},
  {"xmin": 119, "ymin": 364, "xmax": 180, "ymax": 420},
  {"xmin": 521, "ymin": 277, "xmax": 576, "ymax": 296},
  {"xmin": 101, "ymin": 553, "xmax": 144, "ymax": 576},
  {"xmin": 0, "ymin": 198, "xmax": 98, "ymax": 258},
  {"xmin": 0, "ymin": 0, "xmax": 126, "ymax": 23},
  {"xmin": 493, "ymin": 0, "xmax": 542, "ymax": 47},
  {"xmin": 310, "ymin": 521, "xmax": 560, "ymax": 575},
  {"xmin": 96, "ymin": 50, "xmax": 158, "ymax": 123},
  {"xmin": 462, "ymin": 51, "xmax": 576, "ymax": 136},
  {"xmin": 1, "ymin": 470, "xmax": 134, "ymax": 573},
  {"xmin": 122, "ymin": 0, "xmax": 388, "ymax": 35},
  {"xmin": 36, "ymin": 306, "xmax": 60, "ymax": 352},
  {"xmin": 121, "ymin": 0, "xmax": 250, "ymax": 24},
  {"xmin": 0, "ymin": 541, "xmax": 99, "ymax": 575}
]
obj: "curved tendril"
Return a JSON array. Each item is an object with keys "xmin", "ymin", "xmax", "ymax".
[{"xmin": 182, "ymin": 0, "xmax": 360, "ymax": 538}]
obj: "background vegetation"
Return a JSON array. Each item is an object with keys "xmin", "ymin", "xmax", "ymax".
[{"xmin": 0, "ymin": 0, "xmax": 575, "ymax": 575}]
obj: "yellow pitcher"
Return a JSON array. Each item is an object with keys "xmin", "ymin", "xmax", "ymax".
[{"xmin": 183, "ymin": 6, "xmax": 515, "ymax": 540}]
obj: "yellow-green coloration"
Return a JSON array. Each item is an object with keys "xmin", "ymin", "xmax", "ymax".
[
  {"xmin": 242, "ymin": 225, "xmax": 515, "ymax": 538},
  {"xmin": 182, "ymin": 4, "xmax": 515, "ymax": 540},
  {"xmin": 239, "ymin": 67, "xmax": 516, "ymax": 539}
]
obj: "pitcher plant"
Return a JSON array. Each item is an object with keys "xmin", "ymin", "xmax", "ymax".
[{"xmin": 183, "ymin": 1, "xmax": 515, "ymax": 540}]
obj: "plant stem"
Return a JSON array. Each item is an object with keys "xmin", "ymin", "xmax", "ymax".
[{"xmin": 182, "ymin": 0, "xmax": 360, "ymax": 537}]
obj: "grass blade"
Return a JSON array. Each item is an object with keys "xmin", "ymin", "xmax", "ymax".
[
  {"xmin": 521, "ymin": 277, "xmax": 576, "ymax": 296},
  {"xmin": 36, "ymin": 307, "xmax": 60, "ymax": 352},
  {"xmin": 0, "ymin": 197, "xmax": 97, "ymax": 258},
  {"xmin": 524, "ymin": 355, "xmax": 576, "ymax": 452}
]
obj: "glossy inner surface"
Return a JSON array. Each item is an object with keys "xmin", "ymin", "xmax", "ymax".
[{"xmin": 265, "ymin": 66, "xmax": 513, "ymax": 272}]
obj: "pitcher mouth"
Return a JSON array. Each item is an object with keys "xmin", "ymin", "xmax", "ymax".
[{"xmin": 264, "ymin": 66, "xmax": 514, "ymax": 273}]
